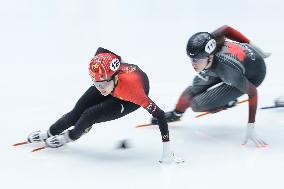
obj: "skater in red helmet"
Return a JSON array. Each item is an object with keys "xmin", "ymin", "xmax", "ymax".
[
  {"xmin": 152, "ymin": 25, "xmax": 270, "ymax": 148},
  {"xmin": 27, "ymin": 47, "xmax": 184, "ymax": 163}
]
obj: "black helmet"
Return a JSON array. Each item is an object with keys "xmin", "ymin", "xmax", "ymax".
[{"xmin": 186, "ymin": 32, "xmax": 217, "ymax": 59}]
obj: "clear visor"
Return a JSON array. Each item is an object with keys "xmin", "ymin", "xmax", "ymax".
[
  {"xmin": 93, "ymin": 79, "xmax": 113, "ymax": 89},
  {"xmin": 190, "ymin": 57, "xmax": 208, "ymax": 64}
]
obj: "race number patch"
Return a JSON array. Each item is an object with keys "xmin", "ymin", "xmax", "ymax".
[
  {"xmin": 110, "ymin": 58, "xmax": 120, "ymax": 71},
  {"xmin": 205, "ymin": 39, "xmax": 216, "ymax": 54}
]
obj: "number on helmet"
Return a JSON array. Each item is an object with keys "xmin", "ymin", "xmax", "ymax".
[
  {"xmin": 205, "ymin": 39, "xmax": 216, "ymax": 54},
  {"xmin": 110, "ymin": 59, "xmax": 120, "ymax": 71}
]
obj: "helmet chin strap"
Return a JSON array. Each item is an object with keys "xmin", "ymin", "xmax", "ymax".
[{"xmin": 114, "ymin": 75, "xmax": 119, "ymax": 86}]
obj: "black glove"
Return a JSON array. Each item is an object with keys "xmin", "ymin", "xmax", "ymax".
[{"xmin": 151, "ymin": 110, "xmax": 183, "ymax": 125}]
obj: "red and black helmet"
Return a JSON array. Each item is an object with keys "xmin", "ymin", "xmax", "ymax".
[{"xmin": 89, "ymin": 47, "xmax": 121, "ymax": 82}]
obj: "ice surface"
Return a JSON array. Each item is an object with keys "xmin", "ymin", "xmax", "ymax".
[{"xmin": 1, "ymin": 0, "xmax": 284, "ymax": 189}]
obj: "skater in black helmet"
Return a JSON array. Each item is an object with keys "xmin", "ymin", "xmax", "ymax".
[
  {"xmin": 26, "ymin": 47, "xmax": 183, "ymax": 163},
  {"xmin": 152, "ymin": 25, "xmax": 270, "ymax": 147}
]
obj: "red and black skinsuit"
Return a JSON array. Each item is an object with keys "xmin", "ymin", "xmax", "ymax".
[
  {"xmin": 175, "ymin": 26, "xmax": 266, "ymax": 123},
  {"xmin": 49, "ymin": 63, "xmax": 170, "ymax": 142}
]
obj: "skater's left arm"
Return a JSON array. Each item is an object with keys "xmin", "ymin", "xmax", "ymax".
[
  {"xmin": 115, "ymin": 74, "xmax": 170, "ymax": 142},
  {"xmin": 214, "ymin": 64, "xmax": 257, "ymax": 123},
  {"xmin": 242, "ymin": 79, "xmax": 268, "ymax": 147},
  {"xmin": 211, "ymin": 25, "xmax": 250, "ymax": 44},
  {"xmin": 212, "ymin": 25, "xmax": 271, "ymax": 58},
  {"xmin": 140, "ymin": 97, "xmax": 184, "ymax": 163},
  {"xmin": 220, "ymin": 72, "xmax": 267, "ymax": 147},
  {"xmin": 121, "ymin": 85, "xmax": 170, "ymax": 142},
  {"xmin": 243, "ymin": 79, "xmax": 257, "ymax": 123}
]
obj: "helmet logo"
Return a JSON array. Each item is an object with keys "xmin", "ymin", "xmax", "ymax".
[
  {"xmin": 110, "ymin": 58, "xmax": 120, "ymax": 71},
  {"xmin": 92, "ymin": 63, "xmax": 99, "ymax": 70},
  {"xmin": 205, "ymin": 39, "xmax": 216, "ymax": 54}
]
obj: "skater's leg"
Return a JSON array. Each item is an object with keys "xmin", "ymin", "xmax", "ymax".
[
  {"xmin": 68, "ymin": 97, "xmax": 140, "ymax": 140},
  {"xmin": 175, "ymin": 75, "xmax": 222, "ymax": 113},
  {"xmin": 151, "ymin": 75, "xmax": 222, "ymax": 124},
  {"xmin": 49, "ymin": 86, "xmax": 109, "ymax": 135},
  {"xmin": 191, "ymin": 83, "xmax": 244, "ymax": 112}
]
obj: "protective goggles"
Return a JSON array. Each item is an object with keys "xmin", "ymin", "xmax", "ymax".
[
  {"xmin": 93, "ymin": 79, "xmax": 113, "ymax": 89},
  {"xmin": 190, "ymin": 57, "xmax": 208, "ymax": 64}
]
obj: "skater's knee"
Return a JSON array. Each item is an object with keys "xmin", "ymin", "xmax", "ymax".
[
  {"xmin": 68, "ymin": 109, "xmax": 98, "ymax": 141},
  {"xmin": 60, "ymin": 111, "xmax": 81, "ymax": 126},
  {"xmin": 191, "ymin": 98, "xmax": 209, "ymax": 112},
  {"xmin": 183, "ymin": 86, "xmax": 196, "ymax": 97},
  {"xmin": 80, "ymin": 107, "xmax": 100, "ymax": 124},
  {"xmin": 191, "ymin": 100, "xmax": 200, "ymax": 112},
  {"xmin": 68, "ymin": 126, "xmax": 93, "ymax": 141}
]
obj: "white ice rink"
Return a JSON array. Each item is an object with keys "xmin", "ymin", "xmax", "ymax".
[{"xmin": 1, "ymin": 0, "xmax": 284, "ymax": 188}]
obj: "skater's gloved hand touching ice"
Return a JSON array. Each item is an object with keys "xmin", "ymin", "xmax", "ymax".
[
  {"xmin": 242, "ymin": 123, "xmax": 268, "ymax": 148},
  {"xmin": 159, "ymin": 141, "xmax": 184, "ymax": 164}
]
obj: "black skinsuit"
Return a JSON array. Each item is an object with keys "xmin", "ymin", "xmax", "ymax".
[{"xmin": 177, "ymin": 41, "xmax": 266, "ymax": 112}]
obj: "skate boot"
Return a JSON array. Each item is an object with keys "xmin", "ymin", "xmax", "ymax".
[
  {"xmin": 225, "ymin": 99, "xmax": 238, "ymax": 108},
  {"xmin": 27, "ymin": 130, "xmax": 51, "ymax": 143},
  {"xmin": 45, "ymin": 131, "xmax": 72, "ymax": 148}
]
